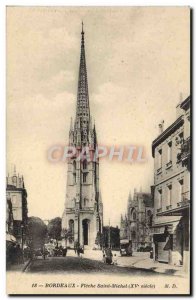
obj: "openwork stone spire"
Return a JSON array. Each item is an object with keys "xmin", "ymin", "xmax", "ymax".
[{"xmin": 76, "ymin": 22, "xmax": 90, "ymax": 126}]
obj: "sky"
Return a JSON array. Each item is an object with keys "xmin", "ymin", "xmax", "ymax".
[{"xmin": 7, "ymin": 7, "xmax": 190, "ymax": 227}]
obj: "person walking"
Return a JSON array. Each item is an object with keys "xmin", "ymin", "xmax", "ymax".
[
  {"xmin": 62, "ymin": 246, "xmax": 67, "ymax": 257},
  {"xmin": 113, "ymin": 254, "xmax": 118, "ymax": 265},
  {"xmin": 77, "ymin": 246, "xmax": 80, "ymax": 257},
  {"xmin": 15, "ymin": 244, "xmax": 23, "ymax": 264},
  {"xmin": 105, "ymin": 248, "xmax": 113, "ymax": 265},
  {"xmin": 42, "ymin": 245, "xmax": 46, "ymax": 260}
]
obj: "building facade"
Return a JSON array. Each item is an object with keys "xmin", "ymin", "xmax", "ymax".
[
  {"xmin": 151, "ymin": 96, "xmax": 190, "ymax": 270},
  {"xmin": 62, "ymin": 26, "xmax": 103, "ymax": 249},
  {"xmin": 6, "ymin": 169, "xmax": 28, "ymax": 248},
  {"xmin": 6, "ymin": 193, "xmax": 14, "ymax": 242},
  {"xmin": 120, "ymin": 189, "xmax": 153, "ymax": 251}
]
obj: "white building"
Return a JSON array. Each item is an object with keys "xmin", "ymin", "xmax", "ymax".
[{"xmin": 151, "ymin": 96, "xmax": 190, "ymax": 271}]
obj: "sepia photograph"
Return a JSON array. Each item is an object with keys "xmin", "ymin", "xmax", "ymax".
[{"xmin": 6, "ymin": 6, "xmax": 191, "ymax": 295}]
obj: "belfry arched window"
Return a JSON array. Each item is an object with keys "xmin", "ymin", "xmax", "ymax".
[
  {"xmin": 83, "ymin": 173, "xmax": 87, "ymax": 183},
  {"xmin": 131, "ymin": 208, "xmax": 136, "ymax": 221},
  {"xmin": 73, "ymin": 161, "xmax": 76, "ymax": 183},
  {"xmin": 83, "ymin": 159, "xmax": 87, "ymax": 170}
]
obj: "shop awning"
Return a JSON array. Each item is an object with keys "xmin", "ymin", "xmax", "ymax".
[
  {"xmin": 120, "ymin": 239, "xmax": 130, "ymax": 244},
  {"xmin": 6, "ymin": 233, "xmax": 16, "ymax": 243},
  {"xmin": 151, "ymin": 223, "xmax": 173, "ymax": 235}
]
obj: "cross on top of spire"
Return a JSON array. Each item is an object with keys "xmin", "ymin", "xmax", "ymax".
[{"xmin": 81, "ymin": 21, "xmax": 84, "ymax": 35}]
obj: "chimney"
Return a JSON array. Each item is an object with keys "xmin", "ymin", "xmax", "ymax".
[
  {"xmin": 158, "ymin": 120, "xmax": 164, "ymax": 134},
  {"xmin": 176, "ymin": 93, "xmax": 184, "ymax": 118}
]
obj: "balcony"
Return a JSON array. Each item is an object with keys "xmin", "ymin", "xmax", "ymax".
[
  {"xmin": 156, "ymin": 192, "xmax": 190, "ymax": 217},
  {"xmin": 166, "ymin": 205, "xmax": 172, "ymax": 210},
  {"xmin": 66, "ymin": 208, "xmax": 75, "ymax": 213},
  {"xmin": 176, "ymin": 152, "xmax": 182, "ymax": 163},
  {"xmin": 157, "ymin": 167, "xmax": 162, "ymax": 175},
  {"xmin": 166, "ymin": 160, "xmax": 172, "ymax": 169},
  {"xmin": 177, "ymin": 191, "xmax": 190, "ymax": 208},
  {"xmin": 181, "ymin": 137, "xmax": 190, "ymax": 167}
]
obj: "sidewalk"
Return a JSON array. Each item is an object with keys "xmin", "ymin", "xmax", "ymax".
[
  {"xmin": 7, "ymin": 258, "xmax": 32, "ymax": 272},
  {"xmin": 80, "ymin": 250, "xmax": 186, "ymax": 277},
  {"xmin": 125, "ymin": 252, "xmax": 185, "ymax": 277}
]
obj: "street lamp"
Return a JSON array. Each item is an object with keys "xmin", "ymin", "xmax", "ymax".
[
  {"xmin": 21, "ymin": 223, "xmax": 24, "ymax": 263},
  {"xmin": 108, "ymin": 219, "xmax": 111, "ymax": 249}
]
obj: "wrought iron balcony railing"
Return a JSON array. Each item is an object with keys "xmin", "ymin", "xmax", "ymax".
[
  {"xmin": 157, "ymin": 207, "xmax": 162, "ymax": 213},
  {"xmin": 166, "ymin": 205, "xmax": 172, "ymax": 210},
  {"xmin": 166, "ymin": 160, "xmax": 172, "ymax": 169},
  {"xmin": 177, "ymin": 191, "xmax": 190, "ymax": 207},
  {"xmin": 157, "ymin": 167, "xmax": 162, "ymax": 175},
  {"xmin": 181, "ymin": 137, "xmax": 190, "ymax": 162}
]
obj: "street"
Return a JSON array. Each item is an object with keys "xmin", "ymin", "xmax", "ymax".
[
  {"xmin": 26, "ymin": 250, "xmax": 183, "ymax": 277},
  {"xmin": 27, "ymin": 256, "xmax": 155, "ymax": 275}
]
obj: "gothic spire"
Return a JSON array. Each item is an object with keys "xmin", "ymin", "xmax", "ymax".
[
  {"xmin": 76, "ymin": 22, "xmax": 90, "ymax": 124},
  {"xmin": 128, "ymin": 191, "xmax": 132, "ymax": 202},
  {"xmin": 13, "ymin": 164, "xmax": 16, "ymax": 176},
  {"xmin": 127, "ymin": 191, "xmax": 132, "ymax": 210},
  {"xmin": 69, "ymin": 117, "xmax": 73, "ymax": 131}
]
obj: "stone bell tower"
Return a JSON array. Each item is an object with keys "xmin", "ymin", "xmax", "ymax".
[{"xmin": 62, "ymin": 23, "xmax": 103, "ymax": 249}]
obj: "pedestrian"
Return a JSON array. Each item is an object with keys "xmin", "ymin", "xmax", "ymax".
[
  {"xmin": 150, "ymin": 249, "xmax": 153, "ymax": 259},
  {"xmin": 105, "ymin": 248, "xmax": 113, "ymax": 265},
  {"xmin": 75, "ymin": 241, "xmax": 79, "ymax": 255},
  {"xmin": 16, "ymin": 244, "xmax": 23, "ymax": 264},
  {"xmin": 74, "ymin": 241, "xmax": 77, "ymax": 254},
  {"xmin": 77, "ymin": 247, "xmax": 80, "ymax": 257},
  {"xmin": 62, "ymin": 246, "xmax": 67, "ymax": 257},
  {"xmin": 42, "ymin": 246, "xmax": 46, "ymax": 260},
  {"xmin": 9, "ymin": 243, "xmax": 15, "ymax": 265},
  {"xmin": 102, "ymin": 254, "xmax": 106, "ymax": 263},
  {"xmin": 113, "ymin": 254, "xmax": 117, "ymax": 265},
  {"xmin": 80, "ymin": 246, "xmax": 84, "ymax": 258}
]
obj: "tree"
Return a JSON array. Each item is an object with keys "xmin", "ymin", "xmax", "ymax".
[
  {"xmin": 27, "ymin": 217, "xmax": 47, "ymax": 249},
  {"xmin": 47, "ymin": 217, "xmax": 62, "ymax": 243},
  {"xmin": 103, "ymin": 226, "xmax": 120, "ymax": 249},
  {"xmin": 95, "ymin": 231, "xmax": 104, "ymax": 249},
  {"xmin": 61, "ymin": 228, "xmax": 73, "ymax": 245}
]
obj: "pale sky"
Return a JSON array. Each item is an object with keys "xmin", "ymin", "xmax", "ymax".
[{"xmin": 7, "ymin": 7, "xmax": 190, "ymax": 226}]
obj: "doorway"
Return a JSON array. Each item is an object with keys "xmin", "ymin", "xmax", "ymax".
[{"xmin": 82, "ymin": 219, "xmax": 89, "ymax": 245}]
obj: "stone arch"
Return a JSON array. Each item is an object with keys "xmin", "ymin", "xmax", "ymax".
[{"xmin": 131, "ymin": 208, "xmax": 137, "ymax": 221}]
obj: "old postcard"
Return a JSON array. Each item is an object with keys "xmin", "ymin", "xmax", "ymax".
[{"xmin": 6, "ymin": 6, "xmax": 191, "ymax": 295}]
